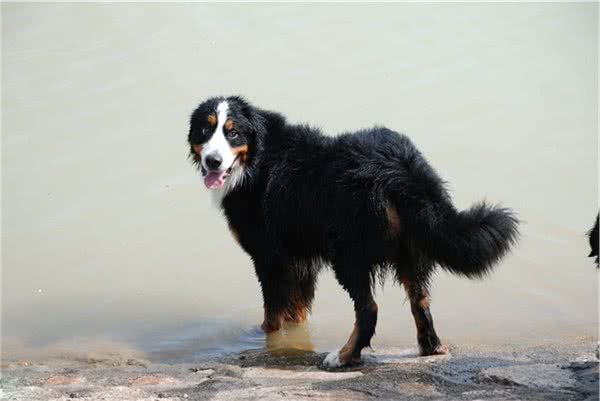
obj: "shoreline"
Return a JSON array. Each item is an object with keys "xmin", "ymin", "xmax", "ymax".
[{"xmin": 1, "ymin": 338, "xmax": 598, "ymax": 401}]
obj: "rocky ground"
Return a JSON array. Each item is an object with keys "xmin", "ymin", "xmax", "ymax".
[{"xmin": 1, "ymin": 338, "xmax": 598, "ymax": 401}]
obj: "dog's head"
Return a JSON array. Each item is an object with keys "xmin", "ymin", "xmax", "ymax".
[{"xmin": 188, "ymin": 96, "xmax": 260, "ymax": 191}]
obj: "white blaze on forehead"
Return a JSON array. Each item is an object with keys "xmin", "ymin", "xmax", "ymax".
[{"xmin": 201, "ymin": 101, "xmax": 235, "ymax": 171}]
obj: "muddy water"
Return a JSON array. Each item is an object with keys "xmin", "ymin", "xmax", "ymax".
[{"xmin": 2, "ymin": 3, "xmax": 597, "ymax": 362}]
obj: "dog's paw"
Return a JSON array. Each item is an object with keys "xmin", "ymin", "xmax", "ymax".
[
  {"xmin": 419, "ymin": 343, "xmax": 449, "ymax": 357},
  {"xmin": 322, "ymin": 350, "xmax": 342, "ymax": 368},
  {"xmin": 432, "ymin": 344, "xmax": 449, "ymax": 355}
]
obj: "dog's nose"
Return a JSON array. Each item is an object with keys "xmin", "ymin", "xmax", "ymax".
[{"xmin": 205, "ymin": 153, "xmax": 223, "ymax": 170}]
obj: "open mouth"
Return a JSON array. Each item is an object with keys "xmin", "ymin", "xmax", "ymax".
[
  {"xmin": 200, "ymin": 154, "xmax": 241, "ymax": 190},
  {"xmin": 202, "ymin": 166, "xmax": 232, "ymax": 189}
]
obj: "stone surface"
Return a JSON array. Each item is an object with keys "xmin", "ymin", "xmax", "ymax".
[
  {"xmin": 478, "ymin": 364, "xmax": 576, "ymax": 388},
  {"xmin": 128, "ymin": 375, "xmax": 180, "ymax": 386},
  {"xmin": 45, "ymin": 375, "xmax": 86, "ymax": 386},
  {"xmin": 1, "ymin": 339, "xmax": 597, "ymax": 401}
]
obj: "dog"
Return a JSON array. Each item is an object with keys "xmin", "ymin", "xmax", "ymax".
[
  {"xmin": 589, "ymin": 214, "xmax": 598, "ymax": 267},
  {"xmin": 187, "ymin": 96, "xmax": 519, "ymax": 367}
]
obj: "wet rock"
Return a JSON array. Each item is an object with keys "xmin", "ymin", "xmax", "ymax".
[
  {"xmin": 567, "ymin": 361, "xmax": 599, "ymax": 401},
  {"xmin": 216, "ymin": 365, "xmax": 243, "ymax": 378},
  {"xmin": 236, "ymin": 349, "xmax": 324, "ymax": 368},
  {"xmin": 188, "ymin": 368, "xmax": 214, "ymax": 377},
  {"xmin": 45, "ymin": 375, "xmax": 86, "ymax": 386},
  {"xmin": 126, "ymin": 358, "xmax": 148, "ymax": 368},
  {"xmin": 207, "ymin": 386, "xmax": 368, "ymax": 401},
  {"xmin": 3, "ymin": 340, "xmax": 598, "ymax": 401},
  {"xmin": 128, "ymin": 375, "xmax": 179, "ymax": 386},
  {"xmin": 242, "ymin": 366, "xmax": 363, "ymax": 382},
  {"xmin": 478, "ymin": 364, "xmax": 576, "ymax": 388}
]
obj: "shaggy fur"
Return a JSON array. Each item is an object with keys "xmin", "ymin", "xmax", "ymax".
[{"xmin": 187, "ymin": 96, "xmax": 520, "ymax": 367}]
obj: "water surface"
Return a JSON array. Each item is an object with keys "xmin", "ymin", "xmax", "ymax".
[{"xmin": 2, "ymin": 3, "xmax": 597, "ymax": 362}]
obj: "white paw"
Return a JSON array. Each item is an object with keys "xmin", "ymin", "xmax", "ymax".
[{"xmin": 322, "ymin": 350, "xmax": 342, "ymax": 368}]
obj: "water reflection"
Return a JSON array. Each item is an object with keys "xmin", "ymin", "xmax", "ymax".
[{"xmin": 265, "ymin": 322, "xmax": 315, "ymax": 356}]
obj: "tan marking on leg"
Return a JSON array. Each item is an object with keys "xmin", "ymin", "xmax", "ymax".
[
  {"xmin": 263, "ymin": 301, "xmax": 309, "ymax": 331},
  {"xmin": 402, "ymin": 280, "xmax": 448, "ymax": 356},
  {"xmin": 279, "ymin": 286, "xmax": 310, "ymax": 323},
  {"xmin": 385, "ymin": 203, "xmax": 401, "ymax": 238},
  {"xmin": 283, "ymin": 302, "xmax": 309, "ymax": 323},
  {"xmin": 261, "ymin": 309, "xmax": 282, "ymax": 333},
  {"xmin": 207, "ymin": 114, "xmax": 217, "ymax": 127},
  {"xmin": 338, "ymin": 324, "xmax": 360, "ymax": 365},
  {"xmin": 337, "ymin": 302, "xmax": 377, "ymax": 366}
]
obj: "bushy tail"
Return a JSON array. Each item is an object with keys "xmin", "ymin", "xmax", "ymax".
[
  {"xmin": 383, "ymin": 137, "xmax": 519, "ymax": 277},
  {"xmin": 399, "ymin": 198, "xmax": 520, "ymax": 278}
]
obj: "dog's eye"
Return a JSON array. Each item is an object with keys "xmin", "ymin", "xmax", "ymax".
[
  {"xmin": 226, "ymin": 130, "xmax": 239, "ymax": 139},
  {"xmin": 202, "ymin": 128, "xmax": 208, "ymax": 134}
]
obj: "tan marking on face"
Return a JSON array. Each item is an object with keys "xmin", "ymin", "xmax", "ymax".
[
  {"xmin": 224, "ymin": 118, "xmax": 234, "ymax": 131},
  {"xmin": 207, "ymin": 114, "xmax": 217, "ymax": 127},
  {"xmin": 192, "ymin": 144, "xmax": 203, "ymax": 155},
  {"xmin": 385, "ymin": 203, "xmax": 401, "ymax": 238},
  {"xmin": 231, "ymin": 144, "xmax": 249, "ymax": 163}
]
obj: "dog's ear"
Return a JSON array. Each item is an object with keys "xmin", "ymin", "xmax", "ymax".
[
  {"xmin": 227, "ymin": 96, "xmax": 286, "ymax": 136},
  {"xmin": 249, "ymin": 108, "xmax": 286, "ymax": 137}
]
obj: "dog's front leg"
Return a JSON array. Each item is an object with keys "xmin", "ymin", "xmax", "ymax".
[
  {"xmin": 254, "ymin": 260, "xmax": 315, "ymax": 332},
  {"xmin": 254, "ymin": 260, "xmax": 289, "ymax": 333}
]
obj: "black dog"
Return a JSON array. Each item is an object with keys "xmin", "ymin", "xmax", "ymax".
[
  {"xmin": 589, "ymin": 215, "xmax": 598, "ymax": 267},
  {"xmin": 187, "ymin": 96, "xmax": 519, "ymax": 367}
]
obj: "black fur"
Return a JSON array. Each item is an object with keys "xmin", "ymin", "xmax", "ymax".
[
  {"xmin": 588, "ymin": 214, "xmax": 598, "ymax": 267},
  {"xmin": 188, "ymin": 96, "xmax": 520, "ymax": 366}
]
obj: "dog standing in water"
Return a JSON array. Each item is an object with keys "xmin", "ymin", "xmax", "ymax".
[{"xmin": 187, "ymin": 96, "xmax": 519, "ymax": 367}]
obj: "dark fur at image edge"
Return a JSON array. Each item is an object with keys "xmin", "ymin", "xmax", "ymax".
[
  {"xmin": 588, "ymin": 214, "xmax": 599, "ymax": 267},
  {"xmin": 188, "ymin": 96, "xmax": 520, "ymax": 365}
]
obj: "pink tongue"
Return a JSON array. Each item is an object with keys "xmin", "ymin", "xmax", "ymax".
[{"xmin": 204, "ymin": 171, "xmax": 227, "ymax": 189}]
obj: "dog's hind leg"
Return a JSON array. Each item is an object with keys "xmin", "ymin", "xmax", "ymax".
[
  {"xmin": 323, "ymin": 261, "xmax": 378, "ymax": 368},
  {"xmin": 401, "ymin": 278, "xmax": 448, "ymax": 356}
]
